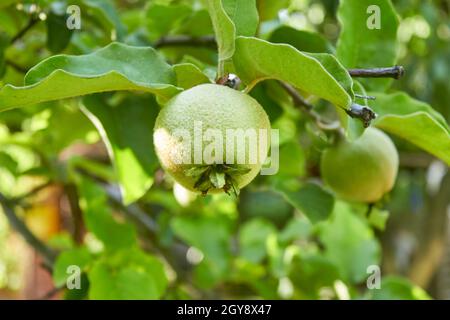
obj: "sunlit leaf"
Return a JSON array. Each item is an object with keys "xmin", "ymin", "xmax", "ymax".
[
  {"xmin": 269, "ymin": 26, "xmax": 335, "ymax": 54},
  {"xmin": 203, "ymin": 0, "xmax": 236, "ymax": 69},
  {"xmin": 318, "ymin": 201, "xmax": 380, "ymax": 283},
  {"xmin": 0, "ymin": 43, "xmax": 181, "ymax": 112},
  {"xmin": 222, "ymin": 0, "xmax": 259, "ymax": 37},
  {"xmin": 77, "ymin": 177, "xmax": 137, "ymax": 248},
  {"xmin": 371, "ymin": 92, "xmax": 450, "ymax": 165},
  {"xmin": 88, "ymin": 249, "xmax": 168, "ymax": 299},
  {"xmin": 233, "ymin": 37, "xmax": 352, "ymax": 109},
  {"xmin": 53, "ymin": 247, "xmax": 92, "ymax": 286},
  {"xmin": 82, "ymin": 93, "xmax": 160, "ymax": 204},
  {"xmin": 368, "ymin": 276, "xmax": 431, "ymax": 300},
  {"xmin": 173, "ymin": 63, "xmax": 211, "ymax": 89},
  {"xmin": 336, "ymin": 0, "xmax": 400, "ymax": 91}
]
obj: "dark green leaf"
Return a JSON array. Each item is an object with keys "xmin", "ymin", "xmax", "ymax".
[
  {"xmin": 46, "ymin": 9, "xmax": 73, "ymax": 53},
  {"xmin": 53, "ymin": 247, "xmax": 92, "ymax": 286},
  {"xmin": 82, "ymin": 93, "xmax": 160, "ymax": 204},
  {"xmin": 269, "ymin": 26, "xmax": 335, "ymax": 54},
  {"xmin": 146, "ymin": 3, "xmax": 192, "ymax": 40},
  {"xmin": 279, "ymin": 183, "xmax": 335, "ymax": 224},
  {"xmin": 77, "ymin": 177, "xmax": 137, "ymax": 249}
]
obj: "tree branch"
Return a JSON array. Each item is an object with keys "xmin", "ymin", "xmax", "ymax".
[
  {"xmin": 64, "ymin": 184, "xmax": 85, "ymax": 244},
  {"xmin": 279, "ymin": 81, "xmax": 341, "ymax": 131},
  {"xmin": 6, "ymin": 60, "xmax": 28, "ymax": 73},
  {"xmin": 10, "ymin": 16, "xmax": 40, "ymax": 44},
  {"xmin": 348, "ymin": 66, "xmax": 405, "ymax": 79},
  {"xmin": 0, "ymin": 192, "xmax": 57, "ymax": 268},
  {"xmin": 154, "ymin": 35, "xmax": 217, "ymax": 49}
]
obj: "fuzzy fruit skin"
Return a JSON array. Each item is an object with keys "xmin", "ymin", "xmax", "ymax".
[
  {"xmin": 154, "ymin": 84, "xmax": 271, "ymax": 193},
  {"xmin": 320, "ymin": 127, "xmax": 399, "ymax": 203}
]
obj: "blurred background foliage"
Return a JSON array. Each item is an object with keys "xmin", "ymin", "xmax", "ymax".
[{"xmin": 0, "ymin": 0, "xmax": 448, "ymax": 299}]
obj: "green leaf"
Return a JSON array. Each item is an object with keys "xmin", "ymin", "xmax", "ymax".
[
  {"xmin": 81, "ymin": 0, "xmax": 126, "ymax": 40},
  {"xmin": 289, "ymin": 253, "xmax": 340, "ymax": 299},
  {"xmin": 305, "ymin": 52, "xmax": 354, "ymax": 99},
  {"xmin": 176, "ymin": 9, "xmax": 214, "ymax": 37},
  {"xmin": 0, "ymin": 0, "xmax": 17, "ymax": 9},
  {"xmin": 88, "ymin": 249, "xmax": 168, "ymax": 300},
  {"xmin": 210, "ymin": 171, "xmax": 226, "ymax": 189},
  {"xmin": 368, "ymin": 207, "xmax": 389, "ymax": 231},
  {"xmin": 269, "ymin": 26, "xmax": 335, "ymax": 54},
  {"xmin": 239, "ymin": 218, "xmax": 276, "ymax": 263},
  {"xmin": 0, "ymin": 43, "xmax": 181, "ymax": 112},
  {"xmin": 46, "ymin": 5, "xmax": 74, "ymax": 53},
  {"xmin": 0, "ymin": 151, "xmax": 18, "ymax": 176},
  {"xmin": 278, "ymin": 183, "xmax": 335, "ymax": 224},
  {"xmin": 0, "ymin": 32, "xmax": 9, "ymax": 78},
  {"xmin": 173, "ymin": 63, "xmax": 211, "ymax": 90},
  {"xmin": 77, "ymin": 177, "xmax": 137, "ymax": 249},
  {"xmin": 368, "ymin": 276, "xmax": 431, "ymax": 300},
  {"xmin": 370, "ymin": 92, "xmax": 450, "ymax": 165},
  {"xmin": 318, "ymin": 201, "xmax": 380, "ymax": 283},
  {"xmin": 256, "ymin": 0, "xmax": 290, "ymax": 21},
  {"xmin": 233, "ymin": 37, "xmax": 352, "ymax": 109},
  {"xmin": 53, "ymin": 247, "xmax": 92, "ymax": 286},
  {"xmin": 146, "ymin": 3, "xmax": 192, "ymax": 40},
  {"xmin": 203, "ymin": 0, "xmax": 236, "ymax": 70},
  {"xmin": 222, "ymin": 0, "xmax": 259, "ymax": 37},
  {"xmin": 336, "ymin": 0, "xmax": 400, "ymax": 91},
  {"xmin": 171, "ymin": 215, "xmax": 231, "ymax": 287},
  {"xmin": 82, "ymin": 93, "xmax": 160, "ymax": 204}
]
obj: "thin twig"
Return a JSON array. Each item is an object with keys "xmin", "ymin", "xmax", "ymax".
[
  {"xmin": 348, "ymin": 66, "xmax": 405, "ymax": 79},
  {"xmin": 104, "ymin": 185, "xmax": 158, "ymax": 233},
  {"xmin": 64, "ymin": 184, "xmax": 85, "ymax": 244},
  {"xmin": 0, "ymin": 192, "xmax": 57, "ymax": 268},
  {"xmin": 6, "ymin": 60, "xmax": 28, "ymax": 73},
  {"xmin": 39, "ymin": 285, "xmax": 65, "ymax": 300},
  {"xmin": 11, "ymin": 181, "xmax": 53, "ymax": 203},
  {"xmin": 278, "ymin": 81, "xmax": 341, "ymax": 131},
  {"xmin": 154, "ymin": 35, "xmax": 216, "ymax": 49},
  {"xmin": 10, "ymin": 16, "xmax": 40, "ymax": 44}
]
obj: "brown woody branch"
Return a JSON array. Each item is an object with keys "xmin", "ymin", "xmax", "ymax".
[
  {"xmin": 279, "ymin": 81, "xmax": 377, "ymax": 129},
  {"xmin": 154, "ymin": 35, "xmax": 217, "ymax": 49},
  {"xmin": 10, "ymin": 16, "xmax": 40, "ymax": 44},
  {"xmin": 348, "ymin": 66, "xmax": 405, "ymax": 79}
]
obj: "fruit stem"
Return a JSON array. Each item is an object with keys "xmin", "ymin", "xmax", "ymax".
[{"xmin": 345, "ymin": 103, "xmax": 377, "ymax": 128}]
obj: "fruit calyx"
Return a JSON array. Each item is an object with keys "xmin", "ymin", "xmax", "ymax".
[{"xmin": 184, "ymin": 164, "xmax": 251, "ymax": 196}]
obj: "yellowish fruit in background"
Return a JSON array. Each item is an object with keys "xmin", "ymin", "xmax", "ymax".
[
  {"xmin": 154, "ymin": 84, "xmax": 271, "ymax": 194},
  {"xmin": 320, "ymin": 127, "xmax": 399, "ymax": 203},
  {"xmin": 24, "ymin": 185, "xmax": 61, "ymax": 241}
]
